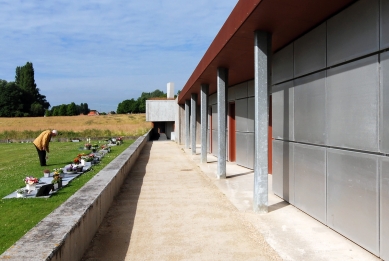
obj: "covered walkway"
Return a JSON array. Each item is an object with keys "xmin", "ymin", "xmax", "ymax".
[{"xmin": 82, "ymin": 141, "xmax": 378, "ymax": 261}]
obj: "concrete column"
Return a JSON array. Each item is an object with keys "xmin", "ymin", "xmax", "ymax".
[
  {"xmin": 185, "ymin": 99, "xmax": 190, "ymax": 149},
  {"xmin": 253, "ymin": 30, "xmax": 271, "ymax": 213},
  {"xmin": 191, "ymin": 93, "xmax": 197, "ymax": 154},
  {"xmin": 217, "ymin": 67, "xmax": 228, "ymax": 179},
  {"xmin": 201, "ymin": 84, "xmax": 209, "ymax": 163}
]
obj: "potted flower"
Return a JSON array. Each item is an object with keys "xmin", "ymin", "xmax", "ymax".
[
  {"xmin": 16, "ymin": 188, "xmax": 26, "ymax": 198},
  {"xmin": 91, "ymin": 144, "xmax": 99, "ymax": 152},
  {"xmin": 24, "ymin": 176, "xmax": 39, "ymax": 193},
  {"xmin": 53, "ymin": 168, "xmax": 64, "ymax": 178},
  {"xmin": 73, "ymin": 157, "xmax": 80, "ymax": 164},
  {"xmin": 51, "ymin": 173, "xmax": 62, "ymax": 190},
  {"xmin": 84, "ymin": 143, "xmax": 92, "ymax": 150},
  {"xmin": 66, "ymin": 164, "xmax": 75, "ymax": 173},
  {"xmin": 43, "ymin": 169, "xmax": 51, "ymax": 178}
]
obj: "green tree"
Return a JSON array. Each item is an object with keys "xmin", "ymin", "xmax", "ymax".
[
  {"xmin": 59, "ymin": 104, "xmax": 67, "ymax": 116},
  {"xmin": 0, "ymin": 81, "xmax": 25, "ymax": 117},
  {"xmin": 67, "ymin": 102, "xmax": 78, "ymax": 116}
]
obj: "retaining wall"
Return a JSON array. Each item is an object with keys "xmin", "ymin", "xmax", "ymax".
[{"xmin": 0, "ymin": 131, "xmax": 150, "ymax": 261}]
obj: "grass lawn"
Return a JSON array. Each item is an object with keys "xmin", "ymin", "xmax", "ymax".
[{"xmin": 0, "ymin": 140, "xmax": 132, "ymax": 254}]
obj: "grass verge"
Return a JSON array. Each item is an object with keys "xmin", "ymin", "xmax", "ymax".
[{"xmin": 0, "ymin": 140, "xmax": 133, "ymax": 254}]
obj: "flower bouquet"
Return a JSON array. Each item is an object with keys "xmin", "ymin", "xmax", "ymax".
[
  {"xmin": 51, "ymin": 173, "xmax": 62, "ymax": 190},
  {"xmin": 73, "ymin": 157, "xmax": 81, "ymax": 164},
  {"xmin": 84, "ymin": 143, "xmax": 92, "ymax": 150},
  {"xmin": 16, "ymin": 188, "xmax": 26, "ymax": 198},
  {"xmin": 24, "ymin": 176, "xmax": 39, "ymax": 193}
]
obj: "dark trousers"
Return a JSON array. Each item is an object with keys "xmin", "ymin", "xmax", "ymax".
[{"xmin": 35, "ymin": 145, "xmax": 47, "ymax": 166}]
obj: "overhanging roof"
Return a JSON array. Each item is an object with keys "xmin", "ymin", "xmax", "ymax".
[{"xmin": 177, "ymin": 0, "xmax": 356, "ymax": 104}]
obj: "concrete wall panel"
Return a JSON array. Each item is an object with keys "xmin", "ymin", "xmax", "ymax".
[
  {"xmin": 228, "ymin": 85, "xmax": 236, "ymax": 101},
  {"xmin": 236, "ymin": 98, "xmax": 248, "ymax": 132},
  {"xmin": 272, "ymin": 140, "xmax": 294, "ymax": 204},
  {"xmin": 212, "ymin": 104, "xmax": 218, "ymax": 130},
  {"xmin": 327, "ymin": 55, "xmax": 379, "ymax": 151},
  {"xmin": 272, "ymin": 81, "xmax": 294, "ymax": 140},
  {"xmin": 247, "ymin": 97, "xmax": 255, "ymax": 132},
  {"xmin": 246, "ymin": 132, "xmax": 254, "ymax": 169},
  {"xmin": 236, "ymin": 132, "xmax": 248, "ymax": 167},
  {"xmin": 248, "ymin": 80, "xmax": 254, "ymax": 97},
  {"xmin": 381, "ymin": 0, "xmax": 389, "ymax": 49},
  {"xmin": 327, "ymin": 0, "xmax": 379, "ymax": 66},
  {"xmin": 146, "ymin": 100, "xmax": 176, "ymax": 122},
  {"xmin": 381, "ymin": 52, "xmax": 389, "ymax": 152},
  {"xmin": 294, "ymin": 23, "xmax": 326, "ymax": 77},
  {"xmin": 272, "ymin": 43, "xmax": 294, "ymax": 84},
  {"xmin": 294, "ymin": 71, "xmax": 326, "ymax": 145},
  {"xmin": 294, "ymin": 144, "xmax": 326, "ymax": 224},
  {"xmin": 209, "ymin": 93, "xmax": 217, "ymax": 105},
  {"xmin": 381, "ymin": 156, "xmax": 389, "ymax": 260},
  {"xmin": 235, "ymin": 82, "xmax": 248, "ymax": 100},
  {"xmin": 327, "ymin": 149, "xmax": 379, "ymax": 255},
  {"xmin": 212, "ymin": 130, "xmax": 218, "ymax": 156}
]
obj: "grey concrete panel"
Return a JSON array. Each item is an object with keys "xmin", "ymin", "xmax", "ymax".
[
  {"xmin": 236, "ymin": 98, "xmax": 248, "ymax": 132},
  {"xmin": 236, "ymin": 132, "xmax": 248, "ymax": 168},
  {"xmin": 327, "ymin": 149, "xmax": 379, "ymax": 255},
  {"xmin": 212, "ymin": 130, "xmax": 218, "ymax": 156},
  {"xmin": 327, "ymin": 0, "xmax": 379, "ymax": 66},
  {"xmin": 228, "ymin": 86, "xmax": 236, "ymax": 101},
  {"xmin": 294, "ymin": 71, "xmax": 326, "ymax": 145},
  {"xmin": 272, "ymin": 140, "xmax": 294, "ymax": 204},
  {"xmin": 235, "ymin": 82, "xmax": 248, "ymax": 100},
  {"xmin": 381, "ymin": 156, "xmax": 389, "ymax": 260},
  {"xmin": 272, "ymin": 81, "xmax": 294, "ymax": 140},
  {"xmin": 294, "ymin": 144, "xmax": 326, "ymax": 224},
  {"xmin": 146, "ymin": 100, "xmax": 176, "ymax": 122},
  {"xmin": 247, "ymin": 97, "xmax": 254, "ymax": 132},
  {"xmin": 381, "ymin": 0, "xmax": 389, "ymax": 49},
  {"xmin": 246, "ymin": 132, "xmax": 254, "ymax": 169},
  {"xmin": 212, "ymin": 104, "xmax": 218, "ymax": 130},
  {"xmin": 294, "ymin": 23, "xmax": 326, "ymax": 77},
  {"xmin": 327, "ymin": 55, "xmax": 379, "ymax": 151},
  {"xmin": 209, "ymin": 93, "xmax": 217, "ymax": 105},
  {"xmin": 381, "ymin": 52, "xmax": 389, "ymax": 152},
  {"xmin": 272, "ymin": 43, "xmax": 293, "ymax": 84},
  {"xmin": 248, "ymin": 80, "xmax": 254, "ymax": 97}
]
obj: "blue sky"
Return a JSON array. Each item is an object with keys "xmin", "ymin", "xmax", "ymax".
[{"xmin": 0, "ymin": 0, "xmax": 237, "ymax": 113}]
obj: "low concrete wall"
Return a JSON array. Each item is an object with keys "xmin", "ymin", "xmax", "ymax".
[{"xmin": 0, "ymin": 132, "xmax": 150, "ymax": 261}]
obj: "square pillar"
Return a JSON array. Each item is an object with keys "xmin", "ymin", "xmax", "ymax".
[
  {"xmin": 254, "ymin": 30, "xmax": 271, "ymax": 213},
  {"xmin": 201, "ymin": 84, "xmax": 209, "ymax": 163},
  {"xmin": 185, "ymin": 99, "xmax": 190, "ymax": 149},
  {"xmin": 191, "ymin": 93, "xmax": 198, "ymax": 154},
  {"xmin": 217, "ymin": 67, "xmax": 228, "ymax": 179}
]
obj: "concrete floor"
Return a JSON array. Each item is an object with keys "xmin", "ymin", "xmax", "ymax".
[{"xmin": 83, "ymin": 141, "xmax": 380, "ymax": 261}]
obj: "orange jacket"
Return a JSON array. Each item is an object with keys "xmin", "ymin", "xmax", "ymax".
[{"xmin": 33, "ymin": 130, "xmax": 52, "ymax": 152}]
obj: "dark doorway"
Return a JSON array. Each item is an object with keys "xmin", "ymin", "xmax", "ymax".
[{"xmin": 229, "ymin": 102, "xmax": 236, "ymax": 162}]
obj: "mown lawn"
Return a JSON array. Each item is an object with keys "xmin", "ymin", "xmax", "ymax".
[{"xmin": 0, "ymin": 140, "xmax": 132, "ymax": 254}]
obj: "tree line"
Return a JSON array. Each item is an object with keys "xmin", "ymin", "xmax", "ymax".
[
  {"xmin": 45, "ymin": 102, "xmax": 90, "ymax": 116},
  {"xmin": 116, "ymin": 89, "xmax": 168, "ymax": 114},
  {"xmin": 0, "ymin": 62, "xmax": 50, "ymax": 117}
]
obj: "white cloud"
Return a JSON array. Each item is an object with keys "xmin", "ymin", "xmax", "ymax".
[{"xmin": 0, "ymin": 0, "xmax": 237, "ymax": 112}]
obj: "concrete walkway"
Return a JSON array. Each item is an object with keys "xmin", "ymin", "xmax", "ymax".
[{"xmin": 82, "ymin": 141, "xmax": 379, "ymax": 261}]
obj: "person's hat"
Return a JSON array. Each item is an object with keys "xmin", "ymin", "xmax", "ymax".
[{"xmin": 52, "ymin": 130, "xmax": 58, "ymax": 135}]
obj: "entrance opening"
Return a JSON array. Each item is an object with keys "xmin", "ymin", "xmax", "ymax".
[
  {"xmin": 229, "ymin": 102, "xmax": 236, "ymax": 162},
  {"xmin": 268, "ymin": 95, "xmax": 273, "ymax": 174},
  {"xmin": 209, "ymin": 106, "xmax": 212, "ymax": 154}
]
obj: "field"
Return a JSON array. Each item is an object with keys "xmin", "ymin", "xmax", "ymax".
[
  {"xmin": 0, "ymin": 114, "xmax": 151, "ymax": 254},
  {"xmin": 0, "ymin": 114, "xmax": 152, "ymax": 140}
]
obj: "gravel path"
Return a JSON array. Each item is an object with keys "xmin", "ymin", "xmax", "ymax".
[{"xmin": 82, "ymin": 141, "xmax": 281, "ymax": 261}]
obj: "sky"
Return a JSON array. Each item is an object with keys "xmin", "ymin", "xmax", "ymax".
[{"xmin": 0, "ymin": 0, "xmax": 238, "ymax": 113}]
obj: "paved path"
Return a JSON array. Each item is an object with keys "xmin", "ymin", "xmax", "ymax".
[{"xmin": 82, "ymin": 141, "xmax": 280, "ymax": 261}]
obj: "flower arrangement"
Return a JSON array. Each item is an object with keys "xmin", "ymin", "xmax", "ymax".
[
  {"xmin": 53, "ymin": 168, "xmax": 64, "ymax": 174},
  {"xmin": 81, "ymin": 153, "xmax": 94, "ymax": 162},
  {"xmin": 16, "ymin": 188, "xmax": 26, "ymax": 194},
  {"xmin": 24, "ymin": 176, "xmax": 39, "ymax": 185},
  {"xmin": 73, "ymin": 157, "xmax": 80, "ymax": 164},
  {"xmin": 84, "ymin": 143, "xmax": 92, "ymax": 150},
  {"xmin": 51, "ymin": 173, "xmax": 62, "ymax": 184}
]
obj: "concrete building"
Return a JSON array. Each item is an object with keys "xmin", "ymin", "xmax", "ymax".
[
  {"xmin": 175, "ymin": 0, "xmax": 389, "ymax": 259},
  {"xmin": 146, "ymin": 82, "xmax": 177, "ymax": 140}
]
